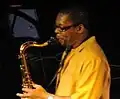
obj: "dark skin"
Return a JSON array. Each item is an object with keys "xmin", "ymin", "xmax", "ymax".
[
  {"xmin": 55, "ymin": 13, "xmax": 88, "ymax": 48},
  {"xmin": 16, "ymin": 13, "xmax": 89, "ymax": 99}
]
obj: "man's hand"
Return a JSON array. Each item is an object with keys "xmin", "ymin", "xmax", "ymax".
[{"xmin": 16, "ymin": 83, "xmax": 49, "ymax": 99}]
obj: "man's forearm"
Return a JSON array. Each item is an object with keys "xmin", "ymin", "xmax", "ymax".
[
  {"xmin": 54, "ymin": 95, "xmax": 71, "ymax": 99},
  {"xmin": 47, "ymin": 93, "xmax": 71, "ymax": 99}
]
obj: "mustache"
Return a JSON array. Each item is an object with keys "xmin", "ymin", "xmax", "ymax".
[
  {"xmin": 59, "ymin": 36, "xmax": 70, "ymax": 43},
  {"xmin": 56, "ymin": 35, "xmax": 68, "ymax": 39}
]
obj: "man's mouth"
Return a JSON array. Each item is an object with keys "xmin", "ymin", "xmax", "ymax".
[{"xmin": 58, "ymin": 38, "xmax": 63, "ymax": 42}]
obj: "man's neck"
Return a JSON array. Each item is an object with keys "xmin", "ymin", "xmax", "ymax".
[{"xmin": 72, "ymin": 34, "xmax": 90, "ymax": 49}]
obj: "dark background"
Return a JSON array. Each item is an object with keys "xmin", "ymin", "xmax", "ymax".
[{"xmin": 0, "ymin": 1, "xmax": 120, "ymax": 99}]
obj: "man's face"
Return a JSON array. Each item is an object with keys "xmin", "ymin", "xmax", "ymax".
[{"xmin": 55, "ymin": 13, "xmax": 77, "ymax": 46}]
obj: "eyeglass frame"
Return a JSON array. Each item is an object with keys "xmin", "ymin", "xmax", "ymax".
[{"xmin": 54, "ymin": 23, "xmax": 81, "ymax": 33}]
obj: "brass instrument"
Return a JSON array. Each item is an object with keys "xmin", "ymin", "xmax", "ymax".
[{"xmin": 18, "ymin": 37, "xmax": 56, "ymax": 89}]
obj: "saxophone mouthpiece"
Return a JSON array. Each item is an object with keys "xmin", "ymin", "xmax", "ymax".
[{"xmin": 48, "ymin": 36, "xmax": 57, "ymax": 45}]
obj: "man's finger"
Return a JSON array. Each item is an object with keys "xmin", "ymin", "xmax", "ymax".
[
  {"xmin": 16, "ymin": 93, "xmax": 30, "ymax": 98},
  {"xmin": 22, "ymin": 88, "xmax": 33, "ymax": 93}
]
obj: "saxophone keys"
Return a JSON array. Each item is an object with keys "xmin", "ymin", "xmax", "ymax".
[{"xmin": 18, "ymin": 55, "xmax": 21, "ymax": 59}]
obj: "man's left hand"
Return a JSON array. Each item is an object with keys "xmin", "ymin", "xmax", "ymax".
[{"xmin": 16, "ymin": 83, "xmax": 49, "ymax": 99}]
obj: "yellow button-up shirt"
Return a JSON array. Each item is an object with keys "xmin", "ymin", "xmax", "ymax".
[{"xmin": 55, "ymin": 36, "xmax": 111, "ymax": 99}]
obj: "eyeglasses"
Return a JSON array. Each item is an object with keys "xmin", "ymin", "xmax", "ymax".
[{"xmin": 55, "ymin": 23, "xmax": 80, "ymax": 33}]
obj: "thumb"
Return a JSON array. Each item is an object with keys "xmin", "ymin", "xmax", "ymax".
[
  {"xmin": 32, "ymin": 83, "xmax": 41, "ymax": 89},
  {"xmin": 31, "ymin": 81, "xmax": 41, "ymax": 89},
  {"xmin": 32, "ymin": 83, "xmax": 45, "ymax": 91}
]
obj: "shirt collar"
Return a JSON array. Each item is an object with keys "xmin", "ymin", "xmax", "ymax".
[{"xmin": 71, "ymin": 36, "xmax": 96, "ymax": 53}]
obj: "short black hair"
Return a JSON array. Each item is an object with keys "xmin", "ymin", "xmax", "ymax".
[{"xmin": 59, "ymin": 5, "xmax": 89, "ymax": 29}]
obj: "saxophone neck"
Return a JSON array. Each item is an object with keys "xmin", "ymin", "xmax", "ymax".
[{"xmin": 19, "ymin": 36, "xmax": 57, "ymax": 55}]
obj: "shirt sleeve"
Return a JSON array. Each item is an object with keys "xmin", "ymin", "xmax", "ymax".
[{"xmin": 71, "ymin": 58, "xmax": 107, "ymax": 99}]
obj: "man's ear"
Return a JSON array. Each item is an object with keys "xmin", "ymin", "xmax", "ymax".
[{"xmin": 76, "ymin": 24, "xmax": 84, "ymax": 34}]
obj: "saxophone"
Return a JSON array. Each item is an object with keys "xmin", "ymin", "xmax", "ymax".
[{"xmin": 18, "ymin": 37, "xmax": 57, "ymax": 89}]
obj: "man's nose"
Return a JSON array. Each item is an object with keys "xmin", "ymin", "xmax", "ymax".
[{"xmin": 55, "ymin": 28, "xmax": 62, "ymax": 34}]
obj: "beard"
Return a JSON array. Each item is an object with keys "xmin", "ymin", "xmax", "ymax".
[{"xmin": 57, "ymin": 38, "xmax": 72, "ymax": 48}]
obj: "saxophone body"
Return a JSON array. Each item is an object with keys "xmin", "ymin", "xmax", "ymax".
[{"xmin": 18, "ymin": 37, "xmax": 56, "ymax": 88}]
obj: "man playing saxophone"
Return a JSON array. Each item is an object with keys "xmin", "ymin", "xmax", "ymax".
[{"xmin": 16, "ymin": 5, "xmax": 111, "ymax": 99}]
